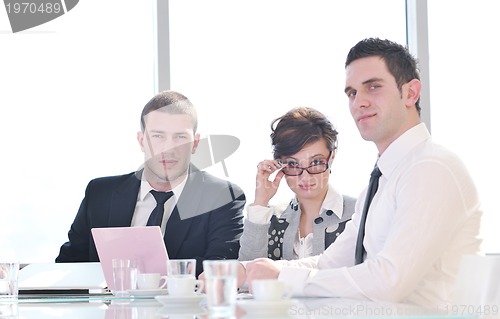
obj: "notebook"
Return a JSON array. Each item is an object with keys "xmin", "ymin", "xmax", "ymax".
[
  {"xmin": 18, "ymin": 262, "xmax": 106, "ymax": 293},
  {"xmin": 91, "ymin": 226, "xmax": 169, "ymax": 290}
]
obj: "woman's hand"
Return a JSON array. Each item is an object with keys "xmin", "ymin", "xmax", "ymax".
[
  {"xmin": 245, "ymin": 258, "xmax": 281, "ymax": 292},
  {"xmin": 199, "ymin": 262, "xmax": 248, "ymax": 291},
  {"xmin": 254, "ymin": 159, "xmax": 285, "ymax": 206},
  {"xmin": 237, "ymin": 262, "xmax": 247, "ymax": 288}
]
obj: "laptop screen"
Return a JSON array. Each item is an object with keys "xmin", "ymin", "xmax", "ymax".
[
  {"xmin": 18, "ymin": 262, "xmax": 106, "ymax": 292},
  {"xmin": 91, "ymin": 226, "xmax": 169, "ymax": 290}
]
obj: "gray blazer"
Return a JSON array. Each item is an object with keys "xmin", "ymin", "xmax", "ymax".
[{"xmin": 239, "ymin": 193, "xmax": 356, "ymax": 261}]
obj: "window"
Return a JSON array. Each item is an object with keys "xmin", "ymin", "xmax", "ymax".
[
  {"xmin": 9, "ymin": 1, "xmax": 491, "ymax": 261},
  {"xmin": 168, "ymin": 0, "xmax": 406, "ymax": 203},
  {"xmin": 427, "ymin": 0, "xmax": 499, "ymax": 253},
  {"xmin": 0, "ymin": 0, "xmax": 155, "ymax": 261}
]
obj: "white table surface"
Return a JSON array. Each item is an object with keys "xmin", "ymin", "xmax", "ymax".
[{"xmin": 3, "ymin": 294, "xmax": 487, "ymax": 319}]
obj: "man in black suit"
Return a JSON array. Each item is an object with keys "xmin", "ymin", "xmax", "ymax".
[{"xmin": 56, "ymin": 90, "xmax": 245, "ymax": 276}]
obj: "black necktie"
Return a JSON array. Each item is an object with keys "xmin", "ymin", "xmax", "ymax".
[
  {"xmin": 147, "ymin": 190, "xmax": 174, "ymax": 226},
  {"xmin": 355, "ymin": 165, "xmax": 382, "ymax": 265}
]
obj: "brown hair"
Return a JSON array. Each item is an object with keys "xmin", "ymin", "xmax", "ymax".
[
  {"xmin": 270, "ymin": 107, "xmax": 338, "ymax": 159},
  {"xmin": 345, "ymin": 37, "xmax": 421, "ymax": 114},
  {"xmin": 140, "ymin": 90, "xmax": 198, "ymax": 132}
]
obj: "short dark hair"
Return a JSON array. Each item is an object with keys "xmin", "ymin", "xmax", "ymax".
[
  {"xmin": 140, "ymin": 90, "xmax": 198, "ymax": 132},
  {"xmin": 270, "ymin": 107, "xmax": 338, "ymax": 159},
  {"xmin": 345, "ymin": 38, "xmax": 421, "ymax": 114}
]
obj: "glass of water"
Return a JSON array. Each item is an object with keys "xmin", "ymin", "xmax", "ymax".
[
  {"xmin": 111, "ymin": 259, "xmax": 137, "ymax": 297},
  {"xmin": 202, "ymin": 260, "xmax": 238, "ymax": 317},
  {"xmin": 0, "ymin": 262, "xmax": 19, "ymax": 301}
]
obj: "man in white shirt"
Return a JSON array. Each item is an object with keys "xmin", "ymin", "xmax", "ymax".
[{"xmin": 238, "ymin": 38, "xmax": 482, "ymax": 308}]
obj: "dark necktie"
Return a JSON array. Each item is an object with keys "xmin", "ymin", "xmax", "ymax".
[
  {"xmin": 147, "ymin": 190, "xmax": 174, "ymax": 227},
  {"xmin": 355, "ymin": 165, "xmax": 382, "ymax": 265}
]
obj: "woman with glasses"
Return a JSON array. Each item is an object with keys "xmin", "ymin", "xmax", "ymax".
[{"xmin": 239, "ymin": 107, "xmax": 356, "ymax": 261}]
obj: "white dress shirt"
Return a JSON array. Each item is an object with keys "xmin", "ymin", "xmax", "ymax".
[
  {"xmin": 277, "ymin": 123, "xmax": 483, "ymax": 308},
  {"xmin": 130, "ymin": 175, "xmax": 188, "ymax": 235}
]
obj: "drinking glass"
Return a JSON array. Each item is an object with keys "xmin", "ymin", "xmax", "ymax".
[{"xmin": 202, "ymin": 260, "xmax": 238, "ymax": 317}]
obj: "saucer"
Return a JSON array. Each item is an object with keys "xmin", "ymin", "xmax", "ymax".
[
  {"xmin": 127, "ymin": 288, "xmax": 169, "ymax": 297},
  {"xmin": 237, "ymin": 299, "xmax": 297, "ymax": 315},
  {"xmin": 154, "ymin": 294, "xmax": 205, "ymax": 309}
]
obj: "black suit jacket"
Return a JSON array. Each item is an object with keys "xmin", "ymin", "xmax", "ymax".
[{"xmin": 56, "ymin": 165, "xmax": 245, "ymax": 276}]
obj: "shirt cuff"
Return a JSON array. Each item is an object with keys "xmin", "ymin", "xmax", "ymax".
[
  {"xmin": 246, "ymin": 204, "xmax": 274, "ymax": 224},
  {"xmin": 278, "ymin": 266, "xmax": 313, "ymax": 297}
]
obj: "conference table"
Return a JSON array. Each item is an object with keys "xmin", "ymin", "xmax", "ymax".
[{"xmin": 2, "ymin": 293, "xmax": 487, "ymax": 319}]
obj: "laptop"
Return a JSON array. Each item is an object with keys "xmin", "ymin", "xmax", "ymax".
[
  {"xmin": 18, "ymin": 262, "xmax": 106, "ymax": 294},
  {"xmin": 91, "ymin": 226, "xmax": 169, "ymax": 290}
]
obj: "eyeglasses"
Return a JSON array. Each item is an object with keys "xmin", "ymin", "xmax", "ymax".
[{"xmin": 280, "ymin": 162, "xmax": 330, "ymax": 176}]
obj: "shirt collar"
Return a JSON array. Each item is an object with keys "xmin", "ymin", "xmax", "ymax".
[
  {"xmin": 378, "ymin": 122, "xmax": 431, "ymax": 178},
  {"xmin": 291, "ymin": 183, "xmax": 344, "ymax": 219},
  {"xmin": 139, "ymin": 173, "xmax": 189, "ymax": 202},
  {"xmin": 321, "ymin": 184, "xmax": 344, "ymax": 219}
]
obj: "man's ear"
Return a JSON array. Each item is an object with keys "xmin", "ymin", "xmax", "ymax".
[
  {"xmin": 406, "ymin": 79, "xmax": 422, "ymax": 108},
  {"xmin": 192, "ymin": 133, "xmax": 201, "ymax": 154},
  {"xmin": 137, "ymin": 131, "xmax": 145, "ymax": 152}
]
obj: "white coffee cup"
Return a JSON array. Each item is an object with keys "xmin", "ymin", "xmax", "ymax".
[
  {"xmin": 252, "ymin": 279, "xmax": 293, "ymax": 301},
  {"xmin": 166, "ymin": 276, "xmax": 204, "ymax": 296},
  {"xmin": 137, "ymin": 273, "xmax": 168, "ymax": 290}
]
